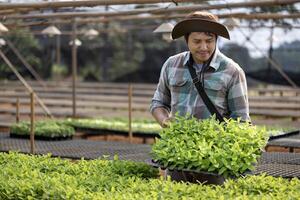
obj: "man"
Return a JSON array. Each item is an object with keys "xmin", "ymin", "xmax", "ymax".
[{"xmin": 150, "ymin": 11, "xmax": 250, "ymax": 128}]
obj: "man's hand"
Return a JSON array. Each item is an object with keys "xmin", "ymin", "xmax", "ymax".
[{"xmin": 161, "ymin": 117, "xmax": 172, "ymax": 128}]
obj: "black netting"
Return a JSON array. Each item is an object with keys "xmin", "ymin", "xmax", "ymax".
[{"xmin": 0, "ymin": 133, "xmax": 151, "ymax": 162}]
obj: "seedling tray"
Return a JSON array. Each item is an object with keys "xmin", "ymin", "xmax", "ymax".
[
  {"xmin": 147, "ymin": 159, "xmax": 228, "ymax": 185},
  {"xmin": 268, "ymin": 130, "xmax": 300, "ymax": 141},
  {"xmin": 10, "ymin": 133, "xmax": 73, "ymax": 141},
  {"xmin": 166, "ymin": 168, "xmax": 226, "ymax": 185},
  {"xmin": 75, "ymin": 127, "xmax": 159, "ymax": 138}
]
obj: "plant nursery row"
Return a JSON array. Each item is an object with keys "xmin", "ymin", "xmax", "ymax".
[{"xmin": 0, "ymin": 152, "xmax": 299, "ymax": 199}]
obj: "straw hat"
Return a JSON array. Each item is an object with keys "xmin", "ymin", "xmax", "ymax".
[{"xmin": 172, "ymin": 11, "xmax": 230, "ymax": 40}]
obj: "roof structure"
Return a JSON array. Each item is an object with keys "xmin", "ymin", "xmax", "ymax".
[
  {"xmin": 0, "ymin": 0, "xmax": 299, "ymax": 100},
  {"xmin": 0, "ymin": 0, "xmax": 299, "ymax": 25}
]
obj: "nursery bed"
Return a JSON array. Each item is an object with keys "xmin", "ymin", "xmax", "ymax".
[
  {"xmin": 267, "ymin": 130, "xmax": 300, "ymax": 152},
  {"xmin": 0, "ymin": 132, "xmax": 151, "ymax": 162},
  {"xmin": 0, "ymin": 132, "xmax": 300, "ymax": 178}
]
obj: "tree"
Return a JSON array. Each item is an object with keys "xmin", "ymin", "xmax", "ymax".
[{"xmin": 0, "ymin": 28, "xmax": 42, "ymax": 80}]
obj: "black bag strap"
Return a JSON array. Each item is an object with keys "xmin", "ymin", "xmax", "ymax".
[{"xmin": 186, "ymin": 56, "xmax": 225, "ymax": 122}]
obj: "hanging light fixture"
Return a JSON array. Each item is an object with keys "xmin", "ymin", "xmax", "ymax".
[
  {"xmin": 84, "ymin": 28, "xmax": 99, "ymax": 40},
  {"xmin": 0, "ymin": 38, "xmax": 6, "ymax": 48},
  {"xmin": 0, "ymin": 22, "xmax": 8, "ymax": 34},
  {"xmin": 223, "ymin": 18, "xmax": 240, "ymax": 31},
  {"xmin": 153, "ymin": 22, "xmax": 174, "ymax": 42},
  {"xmin": 0, "ymin": 23, "xmax": 8, "ymax": 48},
  {"xmin": 41, "ymin": 25, "xmax": 61, "ymax": 37},
  {"xmin": 69, "ymin": 38, "xmax": 82, "ymax": 46}
]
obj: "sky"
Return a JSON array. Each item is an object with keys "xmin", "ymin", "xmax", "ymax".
[{"xmin": 219, "ymin": 21, "xmax": 300, "ymax": 58}]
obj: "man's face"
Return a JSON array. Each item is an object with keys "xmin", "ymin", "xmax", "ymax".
[{"xmin": 187, "ymin": 32, "xmax": 216, "ymax": 64}]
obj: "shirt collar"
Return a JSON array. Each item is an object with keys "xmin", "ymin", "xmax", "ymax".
[
  {"xmin": 209, "ymin": 47, "xmax": 221, "ymax": 71},
  {"xmin": 183, "ymin": 47, "xmax": 221, "ymax": 71}
]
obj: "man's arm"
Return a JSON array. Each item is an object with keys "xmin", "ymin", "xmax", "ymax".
[
  {"xmin": 152, "ymin": 107, "xmax": 171, "ymax": 128},
  {"xmin": 227, "ymin": 68, "xmax": 251, "ymax": 122},
  {"xmin": 150, "ymin": 58, "xmax": 172, "ymax": 127}
]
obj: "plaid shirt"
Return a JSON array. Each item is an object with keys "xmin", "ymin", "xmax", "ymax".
[{"xmin": 150, "ymin": 48, "xmax": 250, "ymax": 121}]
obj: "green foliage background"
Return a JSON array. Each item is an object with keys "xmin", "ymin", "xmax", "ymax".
[{"xmin": 0, "ymin": 28, "xmax": 42, "ymax": 80}]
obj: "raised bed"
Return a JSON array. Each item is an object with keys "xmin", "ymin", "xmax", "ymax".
[
  {"xmin": 65, "ymin": 118, "xmax": 161, "ymax": 143},
  {"xmin": 1, "ymin": 152, "xmax": 300, "ymax": 199},
  {"xmin": 10, "ymin": 120, "xmax": 75, "ymax": 140},
  {"xmin": 266, "ymin": 129, "xmax": 300, "ymax": 153}
]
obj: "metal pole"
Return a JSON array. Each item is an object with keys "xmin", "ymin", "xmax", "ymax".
[
  {"xmin": 128, "ymin": 83, "xmax": 133, "ymax": 143},
  {"xmin": 71, "ymin": 19, "xmax": 77, "ymax": 118},
  {"xmin": 16, "ymin": 97, "xmax": 20, "ymax": 123},
  {"xmin": 30, "ymin": 92, "xmax": 35, "ymax": 154}
]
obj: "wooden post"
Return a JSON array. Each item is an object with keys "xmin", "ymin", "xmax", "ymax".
[
  {"xmin": 16, "ymin": 97, "xmax": 20, "ymax": 123},
  {"xmin": 30, "ymin": 92, "xmax": 35, "ymax": 154},
  {"xmin": 56, "ymin": 34, "xmax": 61, "ymax": 65},
  {"xmin": 128, "ymin": 83, "xmax": 133, "ymax": 143},
  {"xmin": 279, "ymin": 91, "xmax": 283, "ymax": 97},
  {"xmin": 71, "ymin": 19, "xmax": 77, "ymax": 118}
]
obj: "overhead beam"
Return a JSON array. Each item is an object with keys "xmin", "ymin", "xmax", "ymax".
[
  {"xmin": 0, "ymin": 0, "xmax": 195, "ymax": 11},
  {"xmin": 228, "ymin": 12, "xmax": 300, "ymax": 20},
  {"xmin": 3, "ymin": 0, "xmax": 300, "ymax": 20},
  {"xmin": 0, "ymin": 8, "xmax": 34, "ymax": 16},
  {"xmin": 107, "ymin": 12, "xmax": 300, "ymax": 20},
  {"xmin": 6, "ymin": 23, "xmax": 300, "ymax": 35},
  {"xmin": 4, "ymin": 12, "xmax": 300, "ymax": 29}
]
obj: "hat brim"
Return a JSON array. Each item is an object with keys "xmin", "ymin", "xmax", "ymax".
[{"xmin": 172, "ymin": 19, "xmax": 230, "ymax": 40}]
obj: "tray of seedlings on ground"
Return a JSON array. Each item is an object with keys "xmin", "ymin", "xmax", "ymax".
[
  {"xmin": 65, "ymin": 117, "xmax": 162, "ymax": 136},
  {"xmin": 151, "ymin": 115, "xmax": 269, "ymax": 184},
  {"xmin": 0, "ymin": 152, "xmax": 299, "ymax": 199},
  {"xmin": 10, "ymin": 120, "xmax": 75, "ymax": 140},
  {"xmin": 264, "ymin": 126, "xmax": 300, "ymax": 140}
]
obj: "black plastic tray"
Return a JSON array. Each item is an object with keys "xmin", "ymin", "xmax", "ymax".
[
  {"xmin": 268, "ymin": 130, "xmax": 300, "ymax": 141},
  {"xmin": 75, "ymin": 127, "xmax": 159, "ymax": 138},
  {"xmin": 10, "ymin": 133, "xmax": 73, "ymax": 141},
  {"xmin": 147, "ymin": 159, "xmax": 228, "ymax": 185}
]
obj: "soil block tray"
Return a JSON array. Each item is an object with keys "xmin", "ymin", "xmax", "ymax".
[
  {"xmin": 268, "ymin": 130, "xmax": 300, "ymax": 141},
  {"xmin": 147, "ymin": 159, "xmax": 228, "ymax": 185},
  {"xmin": 75, "ymin": 127, "xmax": 159, "ymax": 138},
  {"xmin": 10, "ymin": 133, "xmax": 73, "ymax": 141}
]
